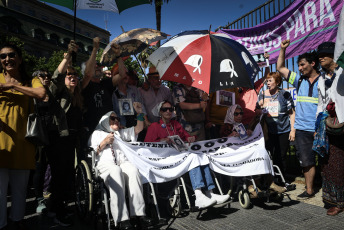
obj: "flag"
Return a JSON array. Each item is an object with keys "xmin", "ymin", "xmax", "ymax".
[
  {"xmin": 334, "ymin": 4, "xmax": 344, "ymax": 69},
  {"xmin": 77, "ymin": 0, "xmax": 150, "ymax": 13},
  {"xmin": 40, "ymin": 0, "xmax": 74, "ymax": 10}
]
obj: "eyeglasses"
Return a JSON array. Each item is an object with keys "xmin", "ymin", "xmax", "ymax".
[
  {"xmin": 160, "ymin": 107, "xmax": 174, "ymax": 112},
  {"xmin": 66, "ymin": 72, "xmax": 77, "ymax": 76},
  {"xmin": 110, "ymin": 116, "xmax": 120, "ymax": 122},
  {"xmin": 0, "ymin": 52, "xmax": 16, "ymax": 60},
  {"xmin": 234, "ymin": 112, "xmax": 244, "ymax": 116},
  {"xmin": 39, "ymin": 73, "xmax": 51, "ymax": 79}
]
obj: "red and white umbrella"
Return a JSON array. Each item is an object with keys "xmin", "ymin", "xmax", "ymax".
[{"xmin": 147, "ymin": 30, "xmax": 259, "ymax": 93}]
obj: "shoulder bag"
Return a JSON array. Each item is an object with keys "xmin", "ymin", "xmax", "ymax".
[{"xmin": 25, "ymin": 98, "xmax": 50, "ymax": 146}]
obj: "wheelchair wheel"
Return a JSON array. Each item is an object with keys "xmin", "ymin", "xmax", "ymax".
[
  {"xmin": 238, "ymin": 190, "xmax": 250, "ymax": 209},
  {"xmin": 271, "ymin": 193, "xmax": 284, "ymax": 203},
  {"xmin": 75, "ymin": 160, "xmax": 93, "ymax": 220},
  {"xmin": 169, "ymin": 188, "xmax": 182, "ymax": 217}
]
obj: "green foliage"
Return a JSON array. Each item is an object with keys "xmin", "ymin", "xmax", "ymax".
[{"xmin": 96, "ymin": 48, "xmax": 104, "ymax": 63}]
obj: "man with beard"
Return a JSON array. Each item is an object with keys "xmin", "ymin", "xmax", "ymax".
[{"xmin": 81, "ymin": 37, "xmax": 116, "ymax": 153}]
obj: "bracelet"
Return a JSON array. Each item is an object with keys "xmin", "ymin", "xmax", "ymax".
[{"xmin": 137, "ymin": 113, "xmax": 145, "ymax": 121}]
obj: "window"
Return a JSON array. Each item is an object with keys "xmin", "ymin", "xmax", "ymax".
[
  {"xmin": 53, "ymin": 20, "xmax": 61, "ymax": 26},
  {"xmin": 13, "ymin": 4, "xmax": 21, "ymax": 11},
  {"xmin": 42, "ymin": 15, "xmax": 49, "ymax": 22},
  {"xmin": 28, "ymin": 9, "xmax": 35, "ymax": 16},
  {"xmin": 65, "ymin": 24, "xmax": 71, "ymax": 30}
]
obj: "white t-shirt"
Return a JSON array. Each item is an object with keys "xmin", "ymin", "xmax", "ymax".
[{"xmin": 89, "ymin": 127, "xmax": 137, "ymax": 165}]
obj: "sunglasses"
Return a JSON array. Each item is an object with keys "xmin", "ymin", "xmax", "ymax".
[
  {"xmin": 66, "ymin": 72, "xmax": 77, "ymax": 76},
  {"xmin": 0, "ymin": 52, "xmax": 16, "ymax": 60},
  {"xmin": 39, "ymin": 73, "xmax": 51, "ymax": 78},
  {"xmin": 160, "ymin": 107, "xmax": 174, "ymax": 112},
  {"xmin": 110, "ymin": 116, "xmax": 120, "ymax": 122},
  {"xmin": 234, "ymin": 112, "xmax": 244, "ymax": 116}
]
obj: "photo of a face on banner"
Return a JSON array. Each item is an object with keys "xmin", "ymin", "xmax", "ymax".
[
  {"xmin": 119, "ymin": 98, "xmax": 134, "ymax": 116},
  {"xmin": 169, "ymin": 135, "xmax": 188, "ymax": 152}
]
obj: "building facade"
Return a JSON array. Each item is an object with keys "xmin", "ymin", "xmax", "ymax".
[{"xmin": 0, "ymin": 0, "xmax": 110, "ymax": 63}]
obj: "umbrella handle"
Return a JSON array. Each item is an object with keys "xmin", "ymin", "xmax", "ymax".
[{"xmin": 134, "ymin": 54, "xmax": 148, "ymax": 81}]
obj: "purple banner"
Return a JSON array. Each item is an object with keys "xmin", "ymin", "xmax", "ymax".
[{"xmin": 219, "ymin": 0, "xmax": 344, "ymax": 64}]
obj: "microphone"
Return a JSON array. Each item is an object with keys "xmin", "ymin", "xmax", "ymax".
[{"xmin": 161, "ymin": 123, "xmax": 166, "ymax": 128}]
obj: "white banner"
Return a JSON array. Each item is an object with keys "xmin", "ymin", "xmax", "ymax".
[
  {"xmin": 77, "ymin": 0, "xmax": 119, "ymax": 13},
  {"xmin": 117, "ymin": 124, "xmax": 273, "ymax": 183}
]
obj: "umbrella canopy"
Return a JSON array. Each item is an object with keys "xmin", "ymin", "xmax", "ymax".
[
  {"xmin": 101, "ymin": 28, "xmax": 168, "ymax": 65},
  {"xmin": 41, "ymin": 0, "xmax": 150, "ymax": 13},
  {"xmin": 147, "ymin": 30, "xmax": 260, "ymax": 93}
]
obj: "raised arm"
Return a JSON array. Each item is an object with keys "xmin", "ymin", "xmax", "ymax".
[
  {"xmin": 277, "ymin": 40, "xmax": 291, "ymax": 79},
  {"xmin": 82, "ymin": 37, "xmax": 100, "ymax": 89},
  {"xmin": 57, "ymin": 40, "xmax": 78, "ymax": 74},
  {"xmin": 111, "ymin": 44, "xmax": 127, "ymax": 86}
]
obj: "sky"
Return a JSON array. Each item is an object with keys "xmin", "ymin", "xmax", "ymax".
[{"xmin": 44, "ymin": 0, "xmax": 268, "ymax": 41}]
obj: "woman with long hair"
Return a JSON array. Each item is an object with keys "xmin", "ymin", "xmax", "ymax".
[{"xmin": 0, "ymin": 43, "xmax": 45, "ymax": 230}]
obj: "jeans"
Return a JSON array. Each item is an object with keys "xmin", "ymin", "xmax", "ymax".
[{"xmin": 188, "ymin": 165, "xmax": 215, "ymax": 191}]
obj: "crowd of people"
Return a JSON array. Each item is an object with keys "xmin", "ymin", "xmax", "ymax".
[{"xmin": 0, "ymin": 35, "xmax": 343, "ymax": 230}]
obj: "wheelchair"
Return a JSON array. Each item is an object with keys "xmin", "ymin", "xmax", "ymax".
[
  {"xmin": 225, "ymin": 160, "xmax": 296, "ymax": 209},
  {"xmin": 154, "ymin": 170, "xmax": 231, "ymax": 219},
  {"xmin": 75, "ymin": 148, "xmax": 111, "ymax": 230}
]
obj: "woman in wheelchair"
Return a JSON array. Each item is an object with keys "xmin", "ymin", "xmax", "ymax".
[
  {"xmin": 89, "ymin": 102, "xmax": 153, "ymax": 230},
  {"xmin": 145, "ymin": 101, "xmax": 230, "ymax": 209},
  {"xmin": 220, "ymin": 104, "xmax": 286, "ymax": 198}
]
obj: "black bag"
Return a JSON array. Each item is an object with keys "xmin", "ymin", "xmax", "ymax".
[
  {"xmin": 25, "ymin": 98, "xmax": 50, "ymax": 146},
  {"xmin": 325, "ymin": 116, "xmax": 344, "ymax": 136}
]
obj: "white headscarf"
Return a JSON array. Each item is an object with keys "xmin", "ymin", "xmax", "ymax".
[
  {"xmin": 224, "ymin": 104, "xmax": 242, "ymax": 125},
  {"xmin": 151, "ymin": 101, "xmax": 175, "ymax": 118},
  {"xmin": 95, "ymin": 111, "xmax": 118, "ymax": 133}
]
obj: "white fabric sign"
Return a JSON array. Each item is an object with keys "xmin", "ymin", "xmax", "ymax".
[
  {"xmin": 77, "ymin": 0, "xmax": 119, "ymax": 13},
  {"xmin": 116, "ymin": 124, "xmax": 273, "ymax": 183}
]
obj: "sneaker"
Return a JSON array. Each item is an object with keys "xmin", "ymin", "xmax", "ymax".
[
  {"xmin": 54, "ymin": 215, "xmax": 72, "ymax": 227},
  {"xmin": 195, "ymin": 193, "xmax": 216, "ymax": 209},
  {"xmin": 297, "ymin": 191, "xmax": 315, "ymax": 199},
  {"xmin": 207, "ymin": 193, "xmax": 230, "ymax": 204},
  {"xmin": 36, "ymin": 198, "xmax": 47, "ymax": 214}
]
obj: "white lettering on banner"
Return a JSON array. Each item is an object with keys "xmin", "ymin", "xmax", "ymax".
[
  {"xmin": 294, "ymin": 10, "xmax": 306, "ymax": 38},
  {"xmin": 319, "ymin": 0, "xmax": 335, "ymax": 26},
  {"xmin": 305, "ymin": 2, "xmax": 318, "ymax": 32},
  {"xmin": 117, "ymin": 124, "xmax": 273, "ymax": 183},
  {"xmin": 228, "ymin": 0, "xmax": 336, "ymax": 50}
]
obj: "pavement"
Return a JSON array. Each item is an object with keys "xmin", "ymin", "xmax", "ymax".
[{"xmin": 5, "ymin": 176, "xmax": 344, "ymax": 230}]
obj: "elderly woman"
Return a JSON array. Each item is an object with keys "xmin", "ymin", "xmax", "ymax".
[
  {"xmin": 258, "ymin": 72, "xmax": 295, "ymax": 174},
  {"xmin": 0, "ymin": 43, "xmax": 45, "ymax": 230},
  {"xmin": 89, "ymin": 102, "xmax": 153, "ymax": 230},
  {"xmin": 145, "ymin": 101, "xmax": 229, "ymax": 211},
  {"xmin": 221, "ymin": 104, "xmax": 286, "ymax": 197}
]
